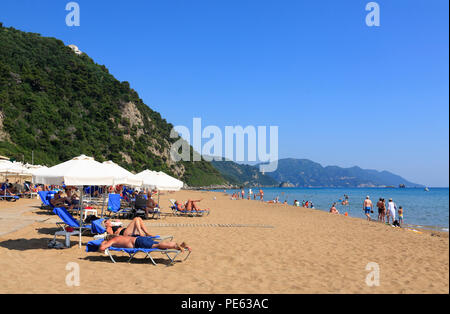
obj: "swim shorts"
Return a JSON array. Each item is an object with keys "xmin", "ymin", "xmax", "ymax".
[
  {"xmin": 365, "ymin": 207, "xmax": 371, "ymax": 214},
  {"xmin": 134, "ymin": 236, "xmax": 157, "ymax": 249}
]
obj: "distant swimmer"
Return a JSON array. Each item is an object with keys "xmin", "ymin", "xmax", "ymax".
[{"xmin": 363, "ymin": 196, "xmax": 373, "ymax": 221}]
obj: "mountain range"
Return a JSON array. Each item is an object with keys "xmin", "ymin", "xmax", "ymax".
[{"xmin": 255, "ymin": 158, "xmax": 422, "ymax": 188}]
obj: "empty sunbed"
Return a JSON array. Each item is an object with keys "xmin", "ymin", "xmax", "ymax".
[
  {"xmin": 86, "ymin": 239, "xmax": 191, "ymax": 265},
  {"xmin": 53, "ymin": 207, "xmax": 95, "ymax": 234},
  {"xmin": 107, "ymin": 193, "xmax": 132, "ymax": 218}
]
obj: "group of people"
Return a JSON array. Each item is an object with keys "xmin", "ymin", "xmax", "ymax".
[
  {"xmin": 1, "ymin": 179, "xmax": 34, "ymax": 196},
  {"xmin": 364, "ymin": 196, "xmax": 404, "ymax": 225},
  {"xmin": 328, "ymin": 195, "xmax": 404, "ymax": 227},
  {"xmin": 293, "ymin": 200, "xmax": 314, "ymax": 208},
  {"xmin": 230, "ymin": 188, "xmax": 265, "ymax": 201}
]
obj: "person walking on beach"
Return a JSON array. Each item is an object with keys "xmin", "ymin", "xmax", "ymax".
[
  {"xmin": 386, "ymin": 198, "xmax": 396, "ymax": 224},
  {"xmin": 241, "ymin": 188, "xmax": 245, "ymax": 200},
  {"xmin": 363, "ymin": 196, "xmax": 373, "ymax": 221},
  {"xmin": 259, "ymin": 189, "xmax": 264, "ymax": 201},
  {"xmin": 248, "ymin": 188, "xmax": 253, "ymax": 200}
]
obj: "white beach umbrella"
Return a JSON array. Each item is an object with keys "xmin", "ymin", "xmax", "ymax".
[
  {"xmin": 102, "ymin": 161, "xmax": 143, "ymax": 187},
  {"xmin": 32, "ymin": 155, "xmax": 115, "ymax": 186},
  {"xmin": 135, "ymin": 170, "xmax": 159, "ymax": 190},
  {"xmin": 155, "ymin": 171, "xmax": 184, "ymax": 191},
  {"xmin": 0, "ymin": 161, "xmax": 27, "ymax": 174},
  {"xmin": 135, "ymin": 170, "xmax": 184, "ymax": 191}
]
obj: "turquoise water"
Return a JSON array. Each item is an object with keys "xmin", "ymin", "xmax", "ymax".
[{"xmin": 217, "ymin": 187, "xmax": 449, "ymax": 231}]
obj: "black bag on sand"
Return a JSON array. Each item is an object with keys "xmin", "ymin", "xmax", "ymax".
[{"xmin": 84, "ymin": 214, "xmax": 101, "ymax": 224}]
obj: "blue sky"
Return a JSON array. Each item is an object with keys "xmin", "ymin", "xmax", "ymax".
[{"xmin": 0, "ymin": 0, "xmax": 448, "ymax": 186}]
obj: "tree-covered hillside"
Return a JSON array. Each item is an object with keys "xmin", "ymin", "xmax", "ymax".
[{"xmin": 0, "ymin": 24, "xmax": 226, "ymax": 186}]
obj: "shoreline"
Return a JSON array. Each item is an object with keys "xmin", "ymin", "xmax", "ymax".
[{"xmin": 211, "ymin": 188, "xmax": 449, "ymax": 233}]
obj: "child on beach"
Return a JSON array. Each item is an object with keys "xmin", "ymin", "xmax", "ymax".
[{"xmin": 398, "ymin": 206, "xmax": 404, "ymax": 226}]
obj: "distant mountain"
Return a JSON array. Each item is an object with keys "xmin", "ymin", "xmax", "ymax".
[
  {"xmin": 257, "ymin": 158, "xmax": 422, "ymax": 188},
  {"xmin": 210, "ymin": 158, "xmax": 279, "ymax": 187}
]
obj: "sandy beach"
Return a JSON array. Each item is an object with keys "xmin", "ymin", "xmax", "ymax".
[{"xmin": 0, "ymin": 190, "xmax": 448, "ymax": 294}]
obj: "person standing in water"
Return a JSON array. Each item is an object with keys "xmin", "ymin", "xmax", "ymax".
[
  {"xmin": 259, "ymin": 188, "xmax": 264, "ymax": 201},
  {"xmin": 398, "ymin": 206, "xmax": 404, "ymax": 226},
  {"xmin": 363, "ymin": 196, "xmax": 373, "ymax": 221},
  {"xmin": 387, "ymin": 198, "xmax": 396, "ymax": 224}
]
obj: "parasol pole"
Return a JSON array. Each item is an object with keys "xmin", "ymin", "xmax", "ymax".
[{"xmin": 79, "ymin": 185, "xmax": 84, "ymax": 248}]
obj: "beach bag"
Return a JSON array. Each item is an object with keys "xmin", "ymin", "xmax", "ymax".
[
  {"xmin": 47, "ymin": 239, "xmax": 65, "ymax": 250},
  {"xmin": 84, "ymin": 214, "xmax": 100, "ymax": 224}
]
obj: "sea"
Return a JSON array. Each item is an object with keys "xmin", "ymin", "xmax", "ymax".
[{"xmin": 214, "ymin": 187, "xmax": 449, "ymax": 232}]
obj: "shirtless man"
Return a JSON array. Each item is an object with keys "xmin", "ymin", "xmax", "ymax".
[
  {"xmin": 98, "ymin": 235, "xmax": 191, "ymax": 252},
  {"xmin": 363, "ymin": 196, "xmax": 373, "ymax": 221},
  {"xmin": 144, "ymin": 192, "xmax": 159, "ymax": 219}
]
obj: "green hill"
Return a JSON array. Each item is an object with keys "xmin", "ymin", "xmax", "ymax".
[
  {"xmin": 210, "ymin": 158, "xmax": 279, "ymax": 187},
  {"xmin": 0, "ymin": 24, "xmax": 226, "ymax": 187}
]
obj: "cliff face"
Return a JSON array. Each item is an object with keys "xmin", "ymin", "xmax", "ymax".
[{"xmin": 0, "ymin": 24, "xmax": 226, "ymax": 186}]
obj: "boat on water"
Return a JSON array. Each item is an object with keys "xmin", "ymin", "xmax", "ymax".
[{"xmin": 424, "ymin": 187, "xmax": 430, "ymax": 192}]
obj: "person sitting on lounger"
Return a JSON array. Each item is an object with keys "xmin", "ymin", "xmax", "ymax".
[
  {"xmin": 103, "ymin": 217, "xmax": 155, "ymax": 237},
  {"xmin": 144, "ymin": 191, "xmax": 159, "ymax": 219},
  {"xmin": 98, "ymin": 234, "xmax": 191, "ymax": 252},
  {"xmin": 51, "ymin": 191, "xmax": 75, "ymax": 210},
  {"xmin": 1, "ymin": 179, "xmax": 16, "ymax": 196}
]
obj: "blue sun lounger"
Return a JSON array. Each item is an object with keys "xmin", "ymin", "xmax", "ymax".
[
  {"xmin": 0, "ymin": 194, "xmax": 19, "ymax": 201},
  {"xmin": 86, "ymin": 238, "xmax": 190, "ymax": 265},
  {"xmin": 38, "ymin": 191, "xmax": 52, "ymax": 208},
  {"xmin": 53, "ymin": 207, "xmax": 95, "ymax": 234},
  {"xmin": 169, "ymin": 199, "xmax": 209, "ymax": 217},
  {"xmin": 107, "ymin": 193, "xmax": 132, "ymax": 218}
]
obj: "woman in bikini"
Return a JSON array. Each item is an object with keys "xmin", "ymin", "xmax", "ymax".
[{"xmin": 103, "ymin": 217, "xmax": 154, "ymax": 237}]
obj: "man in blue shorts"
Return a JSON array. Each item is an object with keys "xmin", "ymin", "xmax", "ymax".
[
  {"xmin": 99, "ymin": 235, "xmax": 191, "ymax": 252},
  {"xmin": 363, "ymin": 196, "xmax": 373, "ymax": 221}
]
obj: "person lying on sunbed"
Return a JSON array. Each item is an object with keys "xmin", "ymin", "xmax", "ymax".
[
  {"xmin": 103, "ymin": 217, "xmax": 155, "ymax": 237},
  {"xmin": 174, "ymin": 199, "xmax": 210, "ymax": 213},
  {"xmin": 98, "ymin": 234, "xmax": 191, "ymax": 252}
]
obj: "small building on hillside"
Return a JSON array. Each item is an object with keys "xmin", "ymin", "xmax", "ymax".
[{"xmin": 68, "ymin": 44, "xmax": 83, "ymax": 55}]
